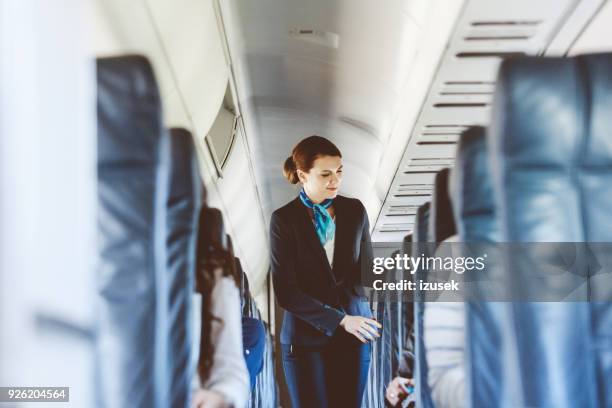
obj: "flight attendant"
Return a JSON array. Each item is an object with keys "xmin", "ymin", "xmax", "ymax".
[{"xmin": 270, "ymin": 135, "xmax": 381, "ymax": 408}]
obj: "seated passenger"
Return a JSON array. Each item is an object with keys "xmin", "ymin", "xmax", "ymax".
[
  {"xmin": 385, "ymin": 345, "xmax": 415, "ymax": 407},
  {"xmin": 423, "ymin": 235, "xmax": 466, "ymax": 408},
  {"xmin": 386, "ymin": 305, "xmax": 415, "ymax": 407},
  {"xmin": 192, "ymin": 220, "xmax": 250, "ymax": 407}
]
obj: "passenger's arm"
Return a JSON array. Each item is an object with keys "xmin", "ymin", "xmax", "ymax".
[
  {"xmin": 201, "ymin": 278, "xmax": 250, "ymax": 408},
  {"xmin": 270, "ymin": 211, "xmax": 345, "ymax": 336},
  {"xmin": 424, "ymin": 301, "xmax": 466, "ymax": 408}
]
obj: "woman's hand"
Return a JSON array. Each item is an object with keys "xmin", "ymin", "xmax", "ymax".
[
  {"xmin": 339, "ymin": 315, "xmax": 382, "ymax": 343},
  {"xmin": 191, "ymin": 389, "xmax": 229, "ymax": 408},
  {"xmin": 385, "ymin": 377, "xmax": 414, "ymax": 406}
]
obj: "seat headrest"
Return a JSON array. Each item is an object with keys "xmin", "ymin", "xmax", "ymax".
[
  {"xmin": 97, "ymin": 55, "xmax": 163, "ymax": 165},
  {"xmin": 414, "ymin": 202, "xmax": 430, "ymax": 244},
  {"xmin": 168, "ymin": 127, "xmax": 201, "ymax": 204},
  {"xmin": 226, "ymin": 234, "xmax": 234, "ymax": 256},
  {"xmin": 428, "ymin": 168, "xmax": 457, "ymax": 244},
  {"xmin": 197, "ymin": 207, "xmax": 226, "ymax": 252},
  {"xmin": 490, "ymin": 53, "xmax": 612, "ymax": 240},
  {"xmin": 450, "ymin": 126, "xmax": 499, "ymax": 242}
]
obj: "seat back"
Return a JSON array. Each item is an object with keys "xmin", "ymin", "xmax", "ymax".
[
  {"xmin": 489, "ymin": 53, "xmax": 612, "ymax": 407},
  {"xmin": 96, "ymin": 55, "xmax": 166, "ymax": 408},
  {"xmin": 428, "ymin": 168, "xmax": 457, "ymax": 245},
  {"xmin": 450, "ymin": 126, "xmax": 508, "ymax": 406},
  {"xmin": 165, "ymin": 128, "xmax": 201, "ymax": 408},
  {"xmin": 413, "ymin": 202, "xmax": 434, "ymax": 408},
  {"xmin": 450, "ymin": 127, "xmax": 499, "ymax": 243}
]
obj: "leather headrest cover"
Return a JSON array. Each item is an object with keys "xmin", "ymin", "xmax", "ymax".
[
  {"xmin": 197, "ymin": 207, "xmax": 226, "ymax": 252},
  {"xmin": 490, "ymin": 53, "xmax": 612, "ymax": 241},
  {"xmin": 97, "ymin": 55, "xmax": 162, "ymax": 165},
  {"xmin": 226, "ymin": 234, "xmax": 234, "ymax": 257},
  {"xmin": 428, "ymin": 168, "xmax": 457, "ymax": 244},
  {"xmin": 168, "ymin": 127, "xmax": 199, "ymax": 203},
  {"xmin": 450, "ymin": 126, "xmax": 500, "ymax": 242},
  {"xmin": 414, "ymin": 202, "xmax": 430, "ymax": 244}
]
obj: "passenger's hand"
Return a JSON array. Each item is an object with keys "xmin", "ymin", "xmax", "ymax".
[
  {"xmin": 339, "ymin": 315, "xmax": 381, "ymax": 343},
  {"xmin": 191, "ymin": 389, "xmax": 228, "ymax": 408},
  {"xmin": 385, "ymin": 377, "xmax": 414, "ymax": 406}
]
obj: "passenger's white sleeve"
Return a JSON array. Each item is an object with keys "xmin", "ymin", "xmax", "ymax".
[
  {"xmin": 192, "ymin": 277, "xmax": 250, "ymax": 408},
  {"xmin": 424, "ymin": 302, "xmax": 465, "ymax": 408}
]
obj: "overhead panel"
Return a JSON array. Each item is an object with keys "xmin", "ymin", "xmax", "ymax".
[{"xmin": 372, "ymin": 0, "xmax": 595, "ymax": 242}]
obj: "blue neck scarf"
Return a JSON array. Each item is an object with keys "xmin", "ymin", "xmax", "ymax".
[{"xmin": 299, "ymin": 188, "xmax": 335, "ymax": 245}]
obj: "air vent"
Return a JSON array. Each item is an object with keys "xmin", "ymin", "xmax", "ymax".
[
  {"xmin": 387, "ymin": 205, "xmax": 420, "ymax": 216},
  {"xmin": 455, "ymin": 51, "xmax": 527, "ymax": 58},
  {"xmin": 419, "ymin": 124, "xmax": 462, "ymax": 145},
  {"xmin": 409, "ymin": 157, "xmax": 454, "ymax": 163},
  {"xmin": 394, "ymin": 184, "xmax": 433, "ymax": 197},
  {"xmin": 443, "ymin": 81, "xmax": 496, "ymax": 85},
  {"xmin": 470, "ymin": 20, "xmax": 542, "ymax": 27},
  {"xmin": 464, "ymin": 26, "xmax": 537, "ymax": 42},
  {"xmin": 404, "ymin": 158, "xmax": 453, "ymax": 174},
  {"xmin": 289, "ymin": 28, "xmax": 339, "ymax": 48},
  {"xmin": 375, "ymin": 0, "xmax": 583, "ymax": 242},
  {"xmin": 380, "ymin": 223, "xmax": 414, "ymax": 233},
  {"xmin": 464, "ymin": 35, "xmax": 532, "ymax": 41},
  {"xmin": 440, "ymin": 81, "xmax": 494, "ymax": 94},
  {"xmin": 417, "ymin": 140, "xmax": 458, "ymax": 145},
  {"xmin": 433, "ymin": 102, "xmax": 489, "ymax": 108},
  {"xmin": 439, "ymin": 91, "xmax": 493, "ymax": 95}
]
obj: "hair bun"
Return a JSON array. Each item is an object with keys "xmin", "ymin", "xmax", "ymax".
[{"xmin": 283, "ymin": 155, "xmax": 299, "ymax": 184}]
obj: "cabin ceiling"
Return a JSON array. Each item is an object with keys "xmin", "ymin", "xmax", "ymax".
[
  {"xmin": 220, "ymin": 0, "xmax": 608, "ymax": 242},
  {"xmin": 221, "ymin": 0, "xmax": 463, "ymax": 224}
]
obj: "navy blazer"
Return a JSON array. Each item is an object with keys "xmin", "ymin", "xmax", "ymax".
[{"xmin": 270, "ymin": 195, "xmax": 373, "ymax": 346}]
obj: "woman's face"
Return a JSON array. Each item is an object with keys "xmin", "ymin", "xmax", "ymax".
[{"xmin": 298, "ymin": 155, "xmax": 343, "ymax": 203}]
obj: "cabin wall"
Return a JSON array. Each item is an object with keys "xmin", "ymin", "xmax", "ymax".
[
  {"xmin": 0, "ymin": 0, "xmax": 96, "ymax": 405},
  {"xmin": 93, "ymin": 0, "xmax": 271, "ymax": 316}
]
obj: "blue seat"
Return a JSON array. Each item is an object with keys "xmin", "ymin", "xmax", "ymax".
[
  {"xmin": 165, "ymin": 128, "xmax": 201, "ymax": 408},
  {"xmin": 428, "ymin": 169, "xmax": 457, "ymax": 244},
  {"xmin": 489, "ymin": 53, "xmax": 612, "ymax": 407},
  {"xmin": 449, "ymin": 127, "xmax": 512, "ymax": 406},
  {"xmin": 237, "ymin": 257, "xmax": 279, "ymax": 407},
  {"xmin": 96, "ymin": 55, "xmax": 167, "ymax": 408},
  {"xmin": 242, "ymin": 316, "xmax": 266, "ymax": 389},
  {"xmin": 414, "ymin": 169, "xmax": 458, "ymax": 408},
  {"xmin": 225, "ymin": 236, "xmax": 266, "ymax": 391},
  {"xmin": 413, "ymin": 202, "xmax": 433, "ymax": 408}
]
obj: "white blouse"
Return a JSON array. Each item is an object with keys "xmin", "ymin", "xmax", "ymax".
[
  {"xmin": 323, "ymin": 232, "xmax": 335, "ymax": 266},
  {"xmin": 192, "ymin": 276, "xmax": 250, "ymax": 408},
  {"xmin": 424, "ymin": 235, "xmax": 466, "ymax": 408}
]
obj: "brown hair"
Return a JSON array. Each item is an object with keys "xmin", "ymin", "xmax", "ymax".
[
  {"xmin": 194, "ymin": 211, "xmax": 240, "ymax": 384},
  {"xmin": 283, "ymin": 135, "xmax": 342, "ymax": 184}
]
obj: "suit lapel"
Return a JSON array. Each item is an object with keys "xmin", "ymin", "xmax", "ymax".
[
  {"xmin": 292, "ymin": 197, "xmax": 338, "ymax": 284},
  {"xmin": 331, "ymin": 196, "xmax": 347, "ymax": 280}
]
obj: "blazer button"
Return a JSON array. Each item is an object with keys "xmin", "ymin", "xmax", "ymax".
[{"xmin": 245, "ymin": 349, "xmax": 250, "ymax": 355}]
